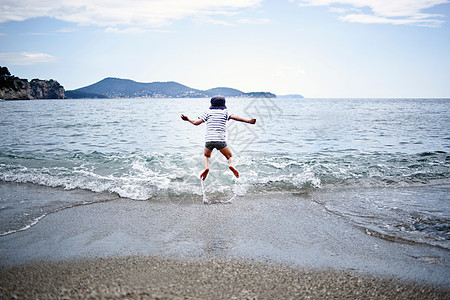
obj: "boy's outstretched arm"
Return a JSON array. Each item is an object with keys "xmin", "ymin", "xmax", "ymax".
[
  {"xmin": 229, "ymin": 115, "xmax": 256, "ymax": 124},
  {"xmin": 181, "ymin": 114, "xmax": 204, "ymax": 126}
]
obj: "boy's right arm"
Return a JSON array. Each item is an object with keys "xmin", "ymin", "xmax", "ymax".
[{"xmin": 181, "ymin": 114, "xmax": 203, "ymax": 126}]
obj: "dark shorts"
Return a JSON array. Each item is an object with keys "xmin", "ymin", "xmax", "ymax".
[{"xmin": 205, "ymin": 141, "xmax": 227, "ymax": 151}]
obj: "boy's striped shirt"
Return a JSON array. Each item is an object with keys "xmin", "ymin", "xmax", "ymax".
[{"xmin": 200, "ymin": 109, "xmax": 232, "ymax": 142}]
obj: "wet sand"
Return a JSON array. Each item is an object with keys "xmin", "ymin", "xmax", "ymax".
[{"xmin": 0, "ymin": 185, "xmax": 449, "ymax": 298}]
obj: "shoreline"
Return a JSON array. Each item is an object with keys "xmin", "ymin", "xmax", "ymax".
[
  {"xmin": 0, "ymin": 183, "xmax": 449, "ymax": 297},
  {"xmin": 1, "ymin": 256, "xmax": 448, "ymax": 299}
]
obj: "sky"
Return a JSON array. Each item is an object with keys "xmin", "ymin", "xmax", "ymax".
[{"xmin": 0, "ymin": 0, "xmax": 449, "ymax": 98}]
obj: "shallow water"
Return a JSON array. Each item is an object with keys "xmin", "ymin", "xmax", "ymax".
[{"xmin": 0, "ymin": 98, "xmax": 449, "ymax": 248}]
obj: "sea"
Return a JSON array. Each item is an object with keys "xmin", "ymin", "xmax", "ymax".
[{"xmin": 0, "ymin": 97, "xmax": 449, "ymax": 250}]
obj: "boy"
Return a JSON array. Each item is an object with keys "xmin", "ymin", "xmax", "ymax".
[{"xmin": 181, "ymin": 96, "xmax": 256, "ymax": 181}]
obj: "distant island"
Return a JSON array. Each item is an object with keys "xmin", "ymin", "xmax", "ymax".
[
  {"xmin": 1, "ymin": 66, "xmax": 303, "ymax": 100},
  {"xmin": 0, "ymin": 66, "xmax": 65, "ymax": 100},
  {"xmin": 277, "ymin": 94, "xmax": 304, "ymax": 98},
  {"xmin": 66, "ymin": 77, "xmax": 278, "ymax": 99}
]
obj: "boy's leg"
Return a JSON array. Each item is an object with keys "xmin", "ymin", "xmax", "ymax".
[
  {"xmin": 219, "ymin": 147, "xmax": 239, "ymax": 178},
  {"xmin": 201, "ymin": 147, "xmax": 212, "ymax": 181}
]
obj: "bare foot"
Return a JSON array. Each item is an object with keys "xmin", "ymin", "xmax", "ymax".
[
  {"xmin": 229, "ymin": 166, "xmax": 239, "ymax": 178},
  {"xmin": 200, "ymin": 169, "xmax": 209, "ymax": 181}
]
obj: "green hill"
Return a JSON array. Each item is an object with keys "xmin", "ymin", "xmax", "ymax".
[{"xmin": 68, "ymin": 78, "xmax": 276, "ymax": 98}]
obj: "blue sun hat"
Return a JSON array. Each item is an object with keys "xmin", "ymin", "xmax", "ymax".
[{"xmin": 210, "ymin": 96, "xmax": 226, "ymax": 109}]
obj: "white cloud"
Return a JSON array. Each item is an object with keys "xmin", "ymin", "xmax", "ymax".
[
  {"xmin": 104, "ymin": 27, "xmax": 172, "ymax": 34},
  {"xmin": 0, "ymin": 52, "xmax": 57, "ymax": 65},
  {"xmin": 328, "ymin": 6, "xmax": 360, "ymax": 14},
  {"xmin": 104, "ymin": 27, "xmax": 146, "ymax": 34},
  {"xmin": 297, "ymin": 0, "xmax": 448, "ymax": 27},
  {"xmin": 340, "ymin": 13, "xmax": 445, "ymax": 27},
  {"xmin": 0, "ymin": 0, "xmax": 262, "ymax": 27},
  {"xmin": 238, "ymin": 18, "xmax": 273, "ymax": 24},
  {"xmin": 193, "ymin": 16, "xmax": 235, "ymax": 26},
  {"xmin": 192, "ymin": 15, "xmax": 273, "ymax": 26}
]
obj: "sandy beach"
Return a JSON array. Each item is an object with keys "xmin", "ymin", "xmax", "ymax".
[
  {"xmin": 2, "ymin": 256, "xmax": 448, "ymax": 299},
  {"xmin": 0, "ymin": 183, "xmax": 449, "ymax": 298}
]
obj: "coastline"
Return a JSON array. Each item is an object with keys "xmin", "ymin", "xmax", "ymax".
[{"xmin": 0, "ymin": 184, "xmax": 449, "ymax": 298}]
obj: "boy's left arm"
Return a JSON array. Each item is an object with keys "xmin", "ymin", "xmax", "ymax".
[{"xmin": 229, "ymin": 115, "xmax": 256, "ymax": 124}]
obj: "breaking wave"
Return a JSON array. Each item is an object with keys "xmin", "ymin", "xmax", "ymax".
[{"xmin": 0, "ymin": 150, "xmax": 448, "ymax": 200}]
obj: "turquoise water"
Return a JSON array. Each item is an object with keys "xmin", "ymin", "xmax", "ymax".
[{"xmin": 0, "ymin": 98, "xmax": 449, "ymax": 248}]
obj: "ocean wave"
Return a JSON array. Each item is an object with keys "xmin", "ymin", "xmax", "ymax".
[
  {"xmin": 0, "ymin": 190, "xmax": 118, "ymax": 237},
  {"xmin": 0, "ymin": 214, "xmax": 47, "ymax": 237},
  {"xmin": 313, "ymin": 183, "xmax": 450, "ymax": 250},
  {"xmin": 0, "ymin": 150, "xmax": 448, "ymax": 247},
  {"xmin": 0, "ymin": 150, "xmax": 448, "ymax": 200}
]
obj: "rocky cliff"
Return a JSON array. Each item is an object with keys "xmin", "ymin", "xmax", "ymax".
[
  {"xmin": 29, "ymin": 79, "xmax": 66, "ymax": 99},
  {"xmin": 0, "ymin": 67, "xmax": 65, "ymax": 100}
]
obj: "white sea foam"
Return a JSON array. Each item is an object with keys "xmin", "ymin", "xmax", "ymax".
[
  {"xmin": 1, "ymin": 150, "xmax": 449, "ymax": 200},
  {"xmin": 0, "ymin": 214, "xmax": 47, "ymax": 237}
]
